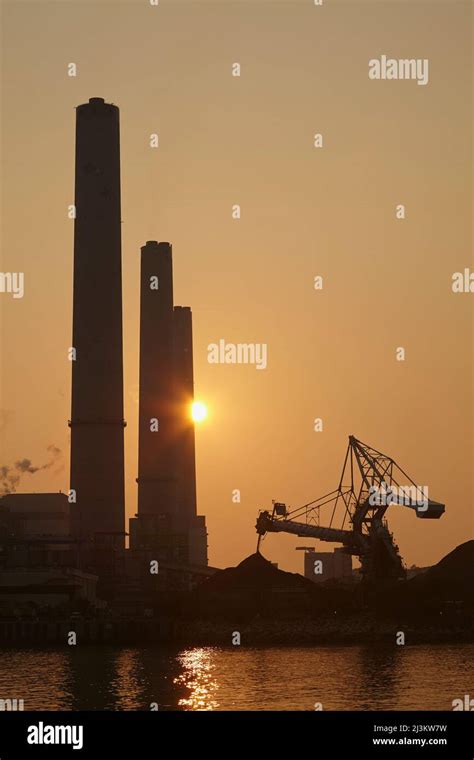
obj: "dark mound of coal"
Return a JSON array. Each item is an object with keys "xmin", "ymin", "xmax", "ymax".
[
  {"xmin": 203, "ymin": 552, "xmax": 315, "ymax": 593},
  {"xmin": 408, "ymin": 540, "xmax": 474, "ymax": 599},
  {"xmin": 384, "ymin": 540, "xmax": 474, "ymax": 620},
  {"xmin": 188, "ymin": 552, "xmax": 333, "ymax": 621}
]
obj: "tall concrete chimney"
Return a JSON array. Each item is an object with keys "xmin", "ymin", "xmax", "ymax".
[
  {"xmin": 131, "ymin": 243, "xmax": 208, "ymax": 565},
  {"xmin": 173, "ymin": 306, "xmax": 208, "ymax": 566},
  {"xmin": 173, "ymin": 306, "xmax": 197, "ymax": 521},
  {"xmin": 136, "ymin": 241, "xmax": 177, "ymax": 516},
  {"xmin": 69, "ymin": 97, "xmax": 126, "ymax": 546}
]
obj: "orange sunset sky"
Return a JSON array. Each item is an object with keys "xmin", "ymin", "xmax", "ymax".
[{"xmin": 1, "ymin": 0, "xmax": 472, "ymax": 572}]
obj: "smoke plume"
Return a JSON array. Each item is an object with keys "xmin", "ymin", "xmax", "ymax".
[{"xmin": 0, "ymin": 445, "xmax": 63, "ymax": 496}]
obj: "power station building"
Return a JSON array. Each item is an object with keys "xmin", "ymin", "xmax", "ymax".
[
  {"xmin": 0, "ymin": 99, "xmax": 209, "ymax": 613},
  {"xmin": 0, "ymin": 493, "xmax": 99, "ymax": 611},
  {"xmin": 303, "ymin": 547, "xmax": 352, "ymax": 583}
]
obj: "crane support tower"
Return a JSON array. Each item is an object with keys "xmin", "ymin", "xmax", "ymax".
[{"xmin": 255, "ymin": 436, "xmax": 445, "ymax": 582}]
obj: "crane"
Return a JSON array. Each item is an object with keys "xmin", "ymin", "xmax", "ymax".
[{"xmin": 255, "ymin": 435, "xmax": 445, "ymax": 582}]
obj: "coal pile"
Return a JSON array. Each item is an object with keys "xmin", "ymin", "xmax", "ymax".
[
  {"xmin": 202, "ymin": 552, "xmax": 315, "ymax": 593},
  {"xmin": 188, "ymin": 552, "xmax": 331, "ymax": 621},
  {"xmin": 407, "ymin": 540, "xmax": 474, "ymax": 601},
  {"xmin": 383, "ymin": 540, "xmax": 474, "ymax": 621}
]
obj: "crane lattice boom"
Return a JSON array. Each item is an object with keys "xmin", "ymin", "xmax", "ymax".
[{"xmin": 255, "ymin": 436, "xmax": 445, "ymax": 581}]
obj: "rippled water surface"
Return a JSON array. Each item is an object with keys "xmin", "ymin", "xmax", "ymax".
[{"xmin": 0, "ymin": 644, "xmax": 472, "ymax": 710}]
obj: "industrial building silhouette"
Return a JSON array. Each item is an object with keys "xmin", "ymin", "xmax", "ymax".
[
  {"xmin": 131, "ymin": 242, "xmax": 208, "ymax": 567},
  {"xmin": 0, "ymin": 98, "xmax": 210, "ymax": 607}
]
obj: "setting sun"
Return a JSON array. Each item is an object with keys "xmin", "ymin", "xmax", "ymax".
[{"xmin": 191, "ymin": 401, "xmax": 207, "ymax": 423}]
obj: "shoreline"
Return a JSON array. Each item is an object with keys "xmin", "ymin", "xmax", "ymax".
[{"xmin": 0, "ymin": 616, "xmax": 471, "ymax": 648}]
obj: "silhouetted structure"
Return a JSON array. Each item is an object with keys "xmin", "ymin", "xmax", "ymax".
[
  {"xmin": 173, "ymin": 306, "xmax": 208, "ymax": 565},
  {"xmin": 256, "ymin": 436, "xmax": 445, "ymax": 582},
  {"xmin": 69, "ymin": 97, "xmax": 126, "ymax": 547},
  {"xmin": 0, "ymin": 493, "xmax": 70, "ymax": 539},
  {"xmin": 130, "ymin": 242, "xmax": 207, "ymax": 566},
  {"xmin": 173, "ymin": 306, "xmax": 197, "ymax": 523},
  {"xmin": 136, "ymin": 241, "xmax": 176, "ymax": 517},
  {"xmin": 303, "ymin": 547, "xmax": 352, "ymax": 583}
]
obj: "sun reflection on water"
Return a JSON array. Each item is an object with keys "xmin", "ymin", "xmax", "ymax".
[{"xmin": 174, "ymin": 648, "xmax": 219, "ymax": 710}]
